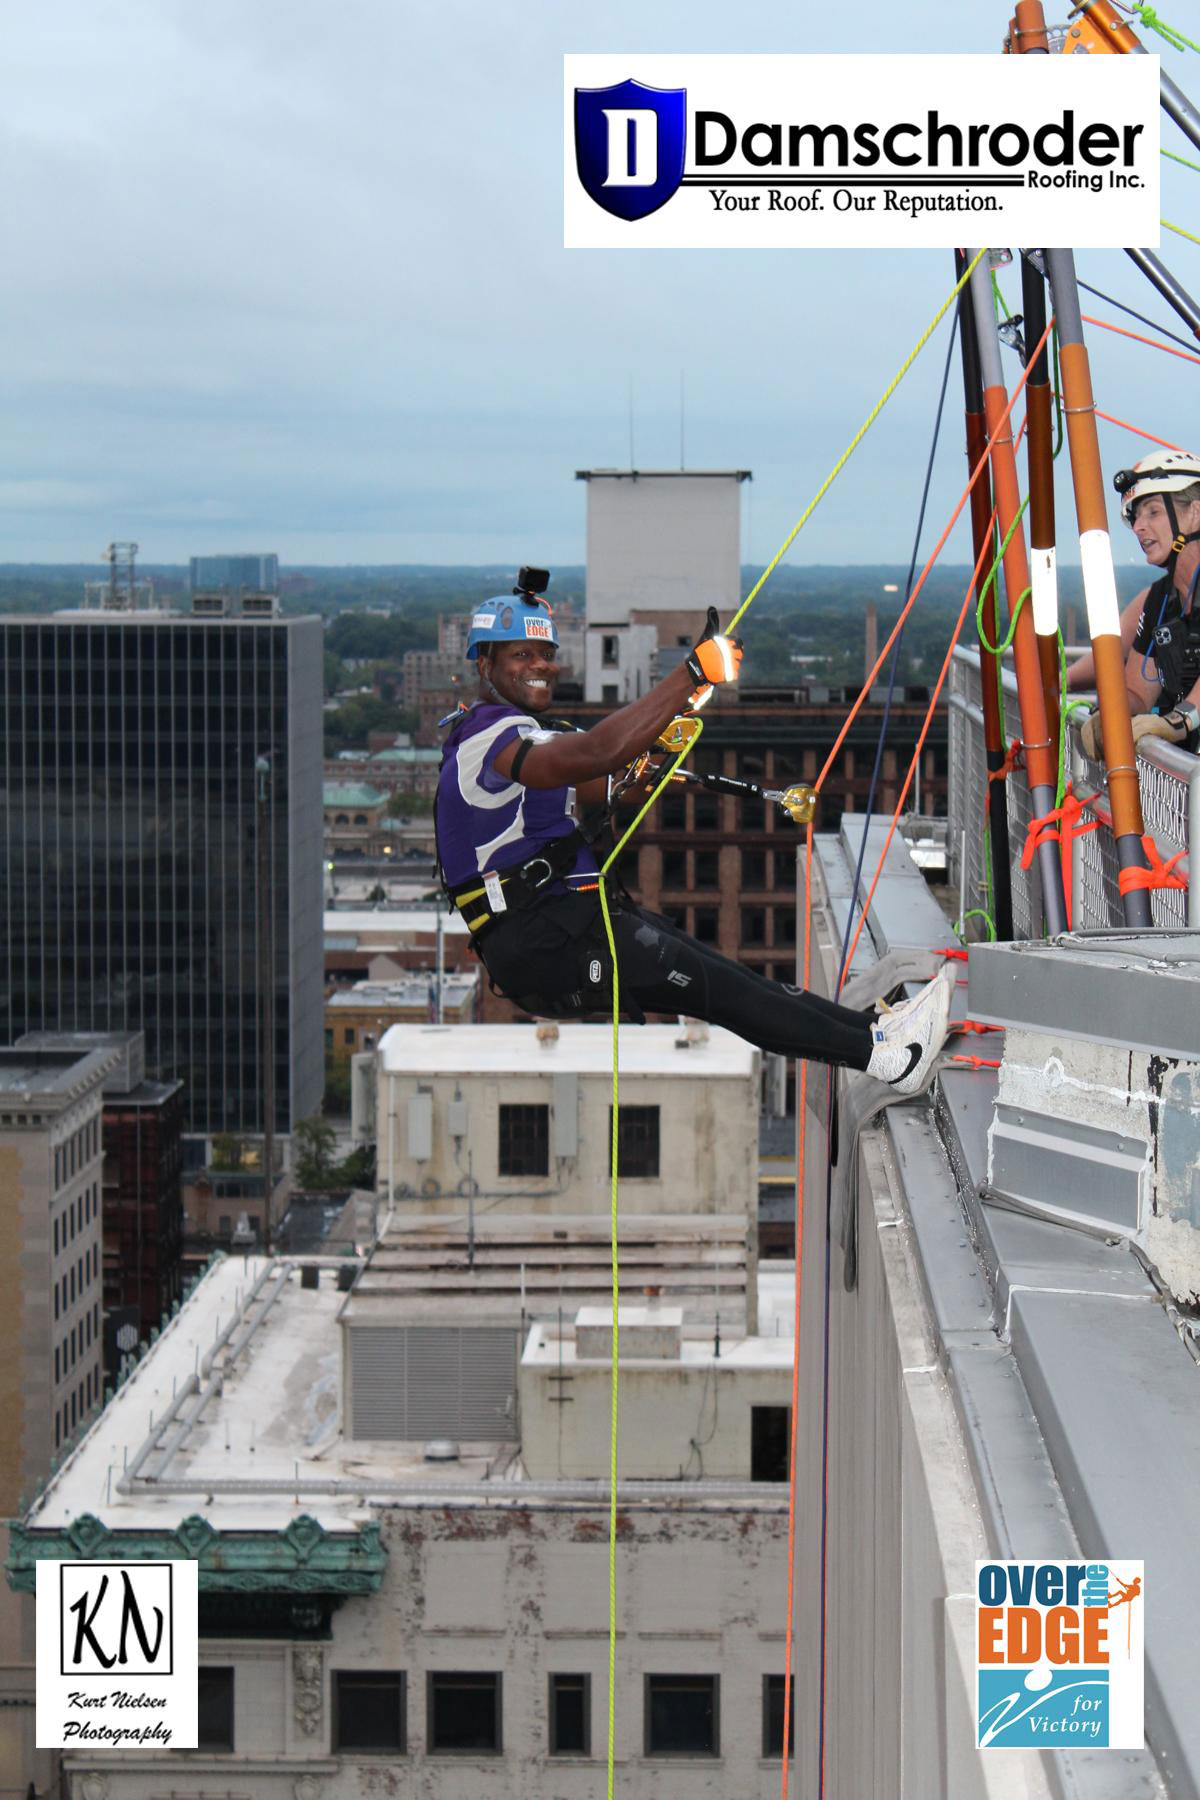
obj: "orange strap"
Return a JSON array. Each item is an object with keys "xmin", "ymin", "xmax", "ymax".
[
  {"xmin": 1117, "ymin": 836, "xmax": 1188, "ymax": 897},
  {"xmin": 947, "ymin": 1053, "xmax": 1003, "ymax": 1071},
  {"xmin": 1020, "ymin": 785, "xmax": 1100, "ymax": 874},
  {"xmin": 957, "ymin": 1020, "xmax": 1002, "ymax": 1036},
  {"xmin": 937, "ymin": 947, "xmax": 969, "ymax": 963},
  {"xmin": 989, "ymin": 738, "xmax": 1023, "ymax": 783}
]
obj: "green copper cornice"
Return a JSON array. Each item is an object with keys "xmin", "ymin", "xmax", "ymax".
[{"xmin": 6, "ymin": 1511, "xmax": 386, "ymax": 1597}]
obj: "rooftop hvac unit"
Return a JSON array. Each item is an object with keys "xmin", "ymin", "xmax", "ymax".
[
  {"xmin": 347, "ymin": 1324, "xmax": 518, "ymax": 1441},
  {"xmin": 192, "ymin": 592, "xmax": 230, "ymax": 617},
  {"xmin": 240, "ymin": 593, "xmax": 280, "ymax": 617}
]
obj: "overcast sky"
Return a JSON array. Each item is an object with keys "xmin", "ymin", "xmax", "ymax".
[{"xmin": 1, "ymin": 1, "xmax": 1196, "ymax": 569}]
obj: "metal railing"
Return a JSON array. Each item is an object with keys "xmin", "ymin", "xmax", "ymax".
[{"xmin": 947, "ymin": 646, "xmax": 1200, "ymax": 937}]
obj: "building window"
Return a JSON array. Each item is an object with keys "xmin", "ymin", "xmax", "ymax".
[
  {"xmin": 498, "ymin": 1105, "xmax": 549, "ymax": 1178},
  {"xmin": 661, "ymin": 790, "xmax": 687, "ymax": 831},
  {"xmin": 427, "ymin": 1672, "xmax": 502, "ymax": 1755},
  {"xmin": 549, "ymin": 1673, "xmax": 590, "ymax": 1756},
  {"xmin": 693, "ymin": 849, "xmax": 719, "ymax": 888},
  {"xmin": 661, "ymin": 849, "xmax": 688, "ymax": 889},
  {"xmin": 644, "ymin": 1674, "xmax": 719, "ymax": 1757},
  {"xmin": 343, "ymin": 1028, "xmax": 356, "ymax": 1047},
  {"xmin": 333, "ymin": 1670, "xmax": 405, "ymax": 1753},
  {"xmin": 694, "ymin": 907, "xmax": 719, "ymax": 944},
  {"xmin": 694, "ymin": 793, "xmax": 720, "ymax": 831},
  {"xmin": 609, "ymin": 1106, "xmax": 660, "ymax": 1179},
  {"xmin": 751, "ymin": 1405, "xmax": 791, "ymax": 1481},
  {"xmin": 602, "ymin": 635, "xmax": 619, "ymax": 668},
  {"xmin": 741, "ymin": 907, "xmax": 767, "ymax": 947},
  {"xmin": 762, "ymin": 1674, "xmax": 795, "ymax": 1759},
  {"xmin": 602, "ymin": 684, "xmax": 619, "ymax": 705},
  {"xmin": 742, "ymin": 848, "xmax": 767, "ymax": 889},
  {"xmin": 198, "ymin": 1666, "xmax": 235, "ymax": 1751}
]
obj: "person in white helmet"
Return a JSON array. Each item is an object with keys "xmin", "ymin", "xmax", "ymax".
[{"xmin": 1072, "ymin": 452, "xmax": 1200, "ymax": 759}]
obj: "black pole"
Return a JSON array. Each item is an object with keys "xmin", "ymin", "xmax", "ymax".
[
  {"xmin": 955, "ymin": 250, "xmax": 1014, "ymax": 940},
  {"xmin": 1124, "ymin": 248, "xmax": 1200, "ymax": 344}
]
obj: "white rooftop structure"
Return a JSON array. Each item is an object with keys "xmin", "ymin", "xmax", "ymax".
[{"xmin": 376, "ymin": 1019, "xmax": 753, "ymax": 1078}]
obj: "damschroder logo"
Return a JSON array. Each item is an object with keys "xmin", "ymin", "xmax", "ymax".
[
  {"xmin": 976, "ymin": 1560, "xmax": 1143, "ymax": 1749},
  {"xmin": 573, "ymin": 76, "xmax": 1145, "ymax": 222}
]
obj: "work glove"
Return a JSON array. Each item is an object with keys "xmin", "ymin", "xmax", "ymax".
[
  {"xmin": 1132, "ymin": 705, "xmax": 1200, "ymax": 749},
  {"xmin": 685, "ymin": 606, "xmax": 743, "ymax": 690},
  {"xmin": 1078, "ymin": 705, "xmax": 1104, "ymax": 762}
]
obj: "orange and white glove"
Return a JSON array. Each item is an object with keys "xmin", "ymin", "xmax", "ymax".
[{"xmin": 685, "ymin": 606, "xmax": 743, "ymax": 693}]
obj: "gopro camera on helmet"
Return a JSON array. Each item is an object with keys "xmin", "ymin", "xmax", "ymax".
[{"xmin": 515, "ymin": 566, "xmax": 550, "ymax": 598}]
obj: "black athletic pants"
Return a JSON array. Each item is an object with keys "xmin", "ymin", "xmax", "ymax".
[{"xmin": 479, "ymin": 893, "xmax": 875, "ymax": 1071}]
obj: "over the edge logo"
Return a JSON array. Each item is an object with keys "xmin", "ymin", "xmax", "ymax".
[
  {"xmin": 563, "ymin": 55, "xmax": 1159, "ymax": 249},
  {"xmin": 976, "ymin": 1560, "xmax": 1144, "ymax": 1750}
]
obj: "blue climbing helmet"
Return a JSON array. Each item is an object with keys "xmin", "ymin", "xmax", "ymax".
[{"xmin": 465, "ymin": 570, "xmax": 557, "ymax": 662}]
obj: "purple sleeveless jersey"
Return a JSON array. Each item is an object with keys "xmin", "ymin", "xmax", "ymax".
[{"xmin": 436, "ymin": 703, "xmax": 600, "ymax": 889}]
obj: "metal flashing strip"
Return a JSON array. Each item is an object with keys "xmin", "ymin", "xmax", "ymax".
[
  {"xmin": 989, "ymin": 1103, "xmax": 1145, "ymax": 1234},
  {"xmin": 967, "ymin": 932, "xmax": 1200, "ymax": 1060},
  {"xmin": 1011, "ymin": 1288, "xmax": 1200, "ymax": 1800}
]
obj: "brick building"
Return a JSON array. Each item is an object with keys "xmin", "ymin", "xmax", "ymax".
[{"xmin": 568, "ymin": 687, "xmax": 948, "ymax": 981}]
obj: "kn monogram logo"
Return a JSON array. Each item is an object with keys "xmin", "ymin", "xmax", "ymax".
[{"xmin": 36, "ymin": 1559, "xmax": 199, "ymax": 1749}]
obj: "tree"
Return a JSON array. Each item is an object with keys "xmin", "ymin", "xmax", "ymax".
[
  {"xmin": 294, "ymin": 1115, "xmax": 337, "ymax": 1190},
  {"xmin": 210, "ymin": 1134, "xmax": 246, "ymax": 1172}
]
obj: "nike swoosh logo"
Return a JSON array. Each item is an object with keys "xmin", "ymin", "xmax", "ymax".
[{"xmin": 887, "ymin": 1044, "xmax": 922, "ymax": 1085}]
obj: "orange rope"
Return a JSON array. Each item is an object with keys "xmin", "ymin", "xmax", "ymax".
[
  {"xmin": 1095, "ymin": 411, "xmax": 1192, "ymax": 454},
  {"xmin": 781, "ymin": 321, "xmax": 1052, "ymax": 1800},
  {"xmin": 1081, "ymin": 311, "xmax": 1200, "ymax": 369},
  {"xmin": 839, "ymin": 518, "xmax": 998, "ymax": 977},
  {"xmin": 988, "ymin": 736, "xmax": 1023, "ymax": 783}
]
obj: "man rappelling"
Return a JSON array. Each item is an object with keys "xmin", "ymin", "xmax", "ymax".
[
  {"xmin": 435, "ymin": 568, "xmax": 954, "ymax": 1093},
  {"xmin": 1069, "ymin": 452, "xmax": 1200, "ymax": 757}
]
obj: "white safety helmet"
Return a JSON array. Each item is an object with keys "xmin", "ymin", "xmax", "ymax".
[{"xmin": 1113, "ymin": 451, "xmax": 1200, "ymax": 528}]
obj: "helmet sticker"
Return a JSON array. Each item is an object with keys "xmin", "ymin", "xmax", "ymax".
[
  {"xmin": 525, "ymin": 617, "xmax": 553, "ymax": 639},
  {"xmin": 470, "ymin": 611, "xmax": 496, "ymax": 631}
]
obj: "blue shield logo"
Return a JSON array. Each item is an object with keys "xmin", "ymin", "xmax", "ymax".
[{"xmin": 574, "ymin": 79, "xmax": 686, "ymax": 222}]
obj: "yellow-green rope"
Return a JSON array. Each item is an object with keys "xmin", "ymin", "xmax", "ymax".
[
  {"xmin": 1162, "ymin": 217, "xmax": 1200, "ymax": 246},
  {"xmin": 594, "ymin": 245, "xmax": 987, "ymax": 1800}
]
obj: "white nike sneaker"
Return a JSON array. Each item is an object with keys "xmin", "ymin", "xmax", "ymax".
[{"xmin": 865, "ymin": 965, "xmax": 954, "ymax": 1095}]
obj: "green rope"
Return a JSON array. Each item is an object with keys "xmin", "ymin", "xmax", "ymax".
[
  {"xmin": 593, "ymin": 249, "xmax": 989, "ymax": 1799},
  {"xmin": 1163, "ymin": 146, "xmax": 1200, "ymax": 176},
  {"xmin": 992, "ymin": 268, "xmax": 1012, "ymax": 322},
  {"xmin": 1134, "ymin": 3, "xmax": 1200, "ymax": 52},
  {"xmin": 955, "ymin": 906, "xmax": 997, "ymax": 943},
  {"xmin": 975, "ymin": 522, "xmax": 1032, "ymax": 653},
  {"xmin": 1163, "ymin": 217, "xmax": 1200, "ymax": 247}
]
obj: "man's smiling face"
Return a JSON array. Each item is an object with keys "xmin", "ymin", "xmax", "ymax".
[{"xmin": 478, "ymin": 639, "xmax": 559, "ymax": 712}]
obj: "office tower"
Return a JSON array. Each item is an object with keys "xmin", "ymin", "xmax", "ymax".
[
  {"xmin": 17, "ymin": 1030, "xmax": 184, "ymax": 1368},
  {"xmin": 0, "ymin": 1041, "xmax": 110, "ymax": 1793},
  {"xmin": 0, "ymin": 599, "xmax": 324, "ymax": 1145},
  {"xmin": 189, "ymin": 551, "xmax": 280, "ymax": 595}
]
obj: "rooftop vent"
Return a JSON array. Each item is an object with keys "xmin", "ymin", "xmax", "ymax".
[
  {"xmin": 424, "ymin": 1439, "xmax": 460, "ymax": 1462},
  {"xmin": 192, "ymin": 592, "xmax": 229, "ymax": 617}
]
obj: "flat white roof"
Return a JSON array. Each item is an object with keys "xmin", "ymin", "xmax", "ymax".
[
  {"xmin": 378, "ymin": 1021, "xmax": 756, "ymax": 1077},
  {"xmin": 324, "ymin": 909, "xmax": 468, "ymax": 937},
  {"xmin": 29, "ymin": 1251, "xmax": 793, "ymax": 1533}
]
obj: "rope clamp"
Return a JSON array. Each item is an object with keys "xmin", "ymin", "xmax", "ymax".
[{"xmin": 778, "ymin": 783, "xmax": 818, "ymax": 826}]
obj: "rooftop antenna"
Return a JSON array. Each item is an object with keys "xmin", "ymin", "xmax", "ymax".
[
  {"xmin": 628, "ymin": 373, "xmax": 635, "ymax": 469},
  {"xmin": 679, "ymin": 370, "xmax": 686, "ymax": 470}
]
